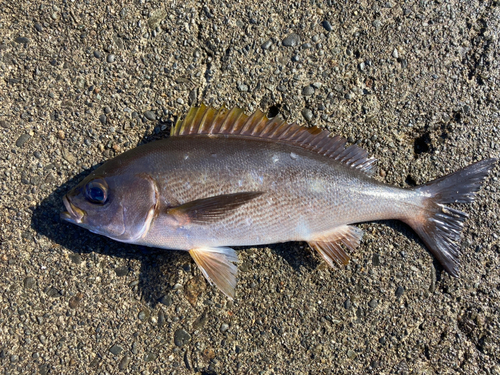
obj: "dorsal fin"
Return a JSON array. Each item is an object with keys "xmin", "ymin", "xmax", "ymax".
[{"xmin": 171, "ymin": 104, "xmax": 377, "ymax": 175}]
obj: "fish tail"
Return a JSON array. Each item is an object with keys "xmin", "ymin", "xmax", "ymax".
[{"xmin": 405, "ymin": 158, "xmax": 497, "ymax": 276}]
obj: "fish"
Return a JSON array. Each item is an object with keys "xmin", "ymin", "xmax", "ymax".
[{"xmin": 61, "ymin": 104, "xmax": 497, "ymax": 299}]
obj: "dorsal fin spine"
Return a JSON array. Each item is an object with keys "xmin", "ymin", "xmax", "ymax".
[
  {"xmin": 224, "ymin": 108, "xmax": 243, "ymax": 133},
  {"xmin": 185, "ymin": 107, "xmax": 199, "ymax": 134},
  {"xmin": 279, "ymin": 125, "xmax": 299, "ymax": 140},
  {"xmin": 266, "ymin": 119, "xmax": 286, "ymax": 138},
  {"xmin": 198, "ymin": 106, "xmax": 212, "ymax": 132},
  {"xmin": 243, "ymin": 109, "xmax": 265, "ymax": 135},
  {"xmin": 209, "ymin": 107, "xmax": 224, "ymax": 134}
]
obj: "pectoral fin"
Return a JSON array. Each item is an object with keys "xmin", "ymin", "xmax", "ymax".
[
  {"xmin": 308, "ymin": 225, "xmax": 364, "ymax": 267},
  {"xmin": 167, "ymin": 192, "xmax": 263, "ymax": 225},
  {"xmin": 189, "ymin": 247, "xmax": 239, "ymax": 299}
]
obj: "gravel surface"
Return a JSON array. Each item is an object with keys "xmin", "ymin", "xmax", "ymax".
[{"xmin": 1, "ymin": 1, "xmax": 499, "ymax": 374}]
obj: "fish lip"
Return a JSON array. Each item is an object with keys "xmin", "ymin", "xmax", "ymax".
[{"xmin": 61, "ymin": 195, "xmax": 85, "ymax": 224}]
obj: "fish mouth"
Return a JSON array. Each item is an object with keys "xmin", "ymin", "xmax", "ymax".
[{"xmin": 61, "ymin": 195, "xmax": 85, "ymax": 224}]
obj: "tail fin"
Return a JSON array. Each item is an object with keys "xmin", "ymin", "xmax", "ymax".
[{"xmin": 405, "ymin": 158, "xmax": 497, "ymax": 276}]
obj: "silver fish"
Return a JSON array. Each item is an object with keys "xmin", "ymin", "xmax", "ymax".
[{"xmin": 61, "ymin": 104, "xmax": 497, "ymax": 298}]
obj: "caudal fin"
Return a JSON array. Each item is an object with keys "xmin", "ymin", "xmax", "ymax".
[{"xmin": 406, "ymin": 158, "xmax": 497, "ymax": 276}]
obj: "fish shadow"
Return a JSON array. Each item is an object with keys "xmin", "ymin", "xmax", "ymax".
[
  {"xmin": 366, "ymin": 219, "xmax": 444, "ymax": 278},
  {"xmin": 30, "ymin": 166, "xmax": 190, "ymax": 308},
  {"xmin": 266, "ymin": 242, "xmax": 319, "ymax": 273},
  {"xmin": 271, "ymin": 219, "xmax": 445, "ymax": 279}
]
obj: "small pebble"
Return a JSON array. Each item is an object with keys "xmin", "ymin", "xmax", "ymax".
[
  {"xmin": 237, "ymin": 83, "xmax": 249, "ymax": 92},
  {"xmin": 99, "ymin": 114, "xmax": 107, "ymax": 124},
  {"xmin": 158, "ymin": 309, "xmax": 166, "ymax": 327},
  {"xmin": 104, "ymin": 106, "xmax": 112, "ymax": 114},
  {"xmin": 282, "ymin": 33, "xmax": 300, "ymax": 47},
  {"xmin": 0, "ymin": 120, "xmax": 9, "ymax": 128},
  {"xmin": 174, "ymin": 329, "xmax": 191, "ymax": 347},
  {"xmin": 159, "ymin": 294, "xmax": 173, "ymax": 306},
  {"xmin": 344, "ymin": 299, "xmax": 351, "ymax": 309},
  {"xmin": 15, "ymin": 37, "xmax": 30, "ymax": 44},
  {"xmin": 188, "ymin": 89, "xmax": 197, "ymax": 105},
  {"xmin": 220, "ymin": 323, "xmax": 229, "ymax": 333},
  {"xmin": 93, "ymin": 51, "xmax": 102, "ymax": 58},
  {"xmin": 392, "ymin": 48, "xmax": 399, "ymax": 59},
  {"xmin": 119, "ymin": 355, "xmax": 130, "ymax": 371},
  {"xmin": 301, "ymin": 108, "xmax": 313, "ymax": 122},
  {"xmin": 321, "ymin": 20, "xmax": 333, "ymax": 32},
  {"xmin": 368, "ymin": 299, "xmax": 378, "ymax": 308},
  {"xmin": 144, "ymin": 353, "xmax": 157, "ymax": 362},
  {"xmin": 114, "ymin": 267, "xmax": 128, "ymax": 277},
  {"xmin": 372, "ymin": 19, "xmax": 382, "ymax": 29},
  {"xmin": 144, "ymin": 111, "xmax": 156, "ymax": 121},
  {"xmin": 261, "ymin": 40, "xmax": 272, "ymax": 50},
  {"xmin": 107, "ymin": 54, "xmax": 115, "ymax": 63},
  {"xmin": 23, "ymin": 277, "xmax": 35, "ymax": 289},
  {"xmin": 68, "ymin": 293, "xmax": 83, "ymax": 309},
  {"xmin": 16, "ymin": 134, "xmax": 31, "ymax": 148},
  {"xmin": 301, "ymin": 85, "xmax": 315, "ymax": 96},
  {"xmin": 56, "ymin": 130, "xmax": 65, "ymax": 140},
  {"xmin": 395, "ymin": 286, "xmax": 405, "ymax": 298},
  {"xmin": 131, "ymin": 341, "xmax": 139, "ymax": 355},
  {"xmin": 192, "ymin": 311, "xmax": 208, "ymax": 330},
  {"xmin": 34, "ymin": 23, "xmax": 43, "ymax": 32},
  {"xmin": 138, "ymin": 310, "xmax": 149, "ymax": 321},
  {"xmin": 69, "ymin": 254, "xmax": 82, "ymax": 264},
  {"xmin": 109, "ymin": 344, "xmax": 123, "ymax": 356}
]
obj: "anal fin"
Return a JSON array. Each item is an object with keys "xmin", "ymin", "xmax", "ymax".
[
  {"xmin": 189, "ymin": 247, "xmax": 239, "ymax": 299},
  {"xmin": 308, "ymin": 225, "xmax": 364, "ymax": 268}
]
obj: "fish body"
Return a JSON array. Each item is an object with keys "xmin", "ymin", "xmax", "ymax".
[
  {"xmin": 62, "ymin": 105, "xmax": 496, "ymax": 298},
  {"xmin": 120, "ymin": 136, "xmax": 411, "ymax": 249}
]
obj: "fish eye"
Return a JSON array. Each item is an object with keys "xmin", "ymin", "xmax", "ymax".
[{"xmin": 85, "ymin": 179, "xmax": 108, "ymax": 204}]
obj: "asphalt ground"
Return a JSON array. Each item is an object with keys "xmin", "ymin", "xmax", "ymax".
[{"xmin": 0, "ymin": 1, "xmax": 499, "ymax": 374}]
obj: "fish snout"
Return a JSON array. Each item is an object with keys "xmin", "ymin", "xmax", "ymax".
[{"xmin": 61, "ymin": 194, "xmax": 85, "ymax": 224}]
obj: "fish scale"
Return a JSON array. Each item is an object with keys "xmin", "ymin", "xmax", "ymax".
[{"xmin": 61, "ymin": 104, "xmax": 497, "ymax": 299}]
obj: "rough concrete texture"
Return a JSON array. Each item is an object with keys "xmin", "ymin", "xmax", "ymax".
[{"xmin": 1, "ymin": 0, "xmax": 499, "ymax": 374}]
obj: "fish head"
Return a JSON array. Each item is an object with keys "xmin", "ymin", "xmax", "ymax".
[{"xmin": 61, "ymin": 163, "xmax": 158, "ymax": 242}]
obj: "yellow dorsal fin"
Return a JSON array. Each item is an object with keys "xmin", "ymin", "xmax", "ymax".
[{"xmin": 171, "ymin": 104, "xmax": 377, "ymax": 175}]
